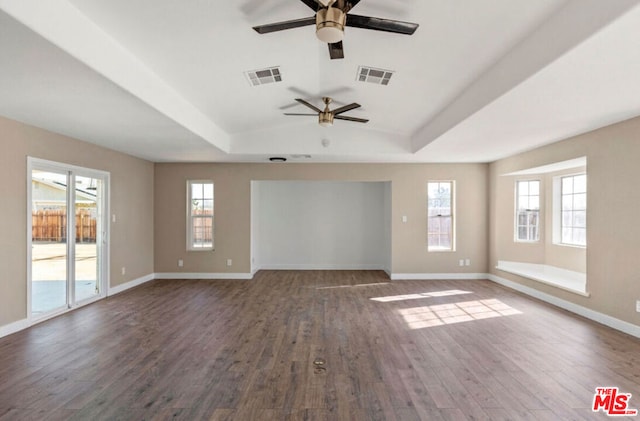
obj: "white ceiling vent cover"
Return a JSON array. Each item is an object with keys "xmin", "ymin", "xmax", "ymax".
[
  {"xmin": 244, "ymin": 67, "xmax": 282, "ymax": 86},
  {"xmin": 357, "ymin": 66, "xmax": 393, "ymax": 85}
]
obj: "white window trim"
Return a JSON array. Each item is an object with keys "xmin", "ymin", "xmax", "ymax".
[
  {"xmin": 427, "ymin": 180, "xmax": 456, "ymax": 252},
  {"xmin": 187, "ymin": 180, "xmax": 214, "ymax": 251},
  {"xmin": 514, "ymin": 179, "xmax": 541, "ymax": 243},
  {"xmin": 552, "ymin": 173, "xmax": 587, "ymax": 248}
]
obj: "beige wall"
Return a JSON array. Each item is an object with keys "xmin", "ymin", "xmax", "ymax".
[
  {"xmin": 0, "ymin": 116, "xmax": 154, "ymax": 328},
  {"xmin": 6, "ymin": 111, "xmax": 639, "ymax": 332},
  {"xmin": 154, "ymin": 163, "xmax": 489, "ymax": 275},
  {"xmin": 490, "ymin": 115, "xmax": 640, "ymax": 326}
]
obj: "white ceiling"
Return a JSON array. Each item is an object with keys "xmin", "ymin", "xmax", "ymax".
[{"xmin": 1, "ymin": 0, "xmax": 639, "ymax": 163}]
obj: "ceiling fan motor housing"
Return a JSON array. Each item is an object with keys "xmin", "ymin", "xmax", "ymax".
[
  {"xmin": 319, "ymin": 111, "xmax": 334, "ymax": 127},
  {"xmin": 316, "ymin": 8, "xmax": 346, "ymax": 44}
]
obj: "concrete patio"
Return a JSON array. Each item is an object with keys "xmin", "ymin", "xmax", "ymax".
[{"xmin": 32, "ymin": 243, "xmax": 99, "ymax": 315}]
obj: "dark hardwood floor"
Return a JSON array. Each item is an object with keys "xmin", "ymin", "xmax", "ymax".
[{"xmin": 0, "ymin": 271, "xmax": 639, "ymax": 420}]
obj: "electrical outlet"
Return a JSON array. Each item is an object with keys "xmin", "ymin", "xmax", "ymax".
[
  {"xmin": 178, "ymin": 259, "xmax": 183, "ymax": 267},
  {"xmin": 121, "ymin": 267, "xmax": 126, "ymax": 275},
  {"xmin": 636, "ymin": 300, "xmax": 640, "ymax": 313},
  {"xmin": 112, "ymin": 214, "xmax": 116, "ymax": 223},
  {"xmin": 227, "ymin": 259, "xmax": 232, "ymax": 267},
  {"xmin": 465, "ymin": 259, "xmax": 471, "ymax": 266},
  {"xmin": 459, "ymin": 259, "xmax": 464, "ymax": 267}
]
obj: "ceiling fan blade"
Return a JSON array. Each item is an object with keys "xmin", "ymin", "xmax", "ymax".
[
  {"xmin": 253, "ymin": 16, "xmax": 316, "ymax": 34},
  {"xmin": 295, "ymin": 98, "xmax": 322, "ymax": 112},
  {"xmin": 332, "ymin": 103, "xmax": 360, "ymax": 115},
  {"xmin": 334, "ymin": 115, "xmax": 369, "ymax": 123},
  {"xmin": 299, "ymin": 0, "xmax": 322, "ymax": 11},
  {"xmin": 346, "ymin": 14, "xmax": 419, "ymax": 35},
  {"xmin": 284, "ymin": 113, "xmax": 318, "ymax": 116},
  {"xmin": 328, "ymin": 41, "xmax": 344, "ymax": 59}
]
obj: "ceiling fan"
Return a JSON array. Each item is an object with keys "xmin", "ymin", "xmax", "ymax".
[
  {"xmin": 285, "ymin": 97, "xmax": 368, "ymax": 127},
  {"xmin": 252, "ymin": 0, "xmax": 419, "ymax": 59}
]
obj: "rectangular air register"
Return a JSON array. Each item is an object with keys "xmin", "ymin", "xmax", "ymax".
[
  {"xmin": 245, "ymin": 66, "xmax": 282, "ymax": 86},
  {"xmin": 357, "ymin": 66, "xmax": 393, "ymax": 85}
]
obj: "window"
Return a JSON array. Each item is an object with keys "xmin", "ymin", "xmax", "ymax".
[
  {"xmin": 187, "ymin": 181, "xmax": 214, "ymax": 250},
  {"xmin": 560, "ymin": 174, "xmax": 586, "ymax": 246},
  {"xmin": 515, "ymin": 180, "xmax": 540, "ymax": 242},
  {"xmin": 428, "ymin": 181, "xmax": 454, "ymax": 251}
]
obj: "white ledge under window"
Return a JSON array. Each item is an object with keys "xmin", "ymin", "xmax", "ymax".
[{"xmin": 496, "ymin": 260, "xmax": 589, "ymax": 297}]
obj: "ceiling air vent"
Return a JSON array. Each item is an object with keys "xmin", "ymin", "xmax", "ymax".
[
  {"xmin": 244, "ymin": 66, "xmax": 282, "ymax": 86},
  {"xmin": 357, "ymin": 66, "xmax": 393, "ymax": 85}
]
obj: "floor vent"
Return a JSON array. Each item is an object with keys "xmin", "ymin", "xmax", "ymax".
[
  {"xmin": 245, "ymin": 66, "xmax": 282, "ymax": 86},
  {"xmin": 357, "ymin": 66, "xmax": 393, "ymax": 85}
]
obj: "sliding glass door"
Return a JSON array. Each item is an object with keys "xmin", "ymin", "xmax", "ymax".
[
  {"xmin": 31, "ymin": 168, "xmax": 69, "ymax": 315},
  {"xmin": 29, "ymin": 159, "xmax": 109, "ymax": 320},
  {"xmin": 74, "ymin": 175, "xmax": 103, "ymax": 303}
]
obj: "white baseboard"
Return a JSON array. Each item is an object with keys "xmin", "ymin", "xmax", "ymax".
[
  {"xmin": 391, "ymin": 273, "xmax": 487, "ymax": 281},
  {"xmin": 0, "ymin": 318, "xmax": 29, "ymax": 339},
  {"xmin": 108, "ymin": 273, "xmax": 155, "ymax": 296},
  {"xmin": 154, "ymin": 272, "xmax": 253, "ymax": 280},
  {"xmin": 488, "ymin": 273, "xmax": 640, "ymax": 339},
  {"xmin": 258, "ymin": 264, "xmax": 386, "ymax": 270}
]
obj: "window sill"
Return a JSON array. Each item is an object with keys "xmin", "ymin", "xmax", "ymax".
[
  {"xmin": 552, "ymin": 242, "xmax": 586, "ymax": 250},
  {"xmin": 427, "ymin": 248, "xmax": 455, "ymax": 253},
  {"xmin": 496, "ymin": 260, "xmax": 588, "ymax": 297}
]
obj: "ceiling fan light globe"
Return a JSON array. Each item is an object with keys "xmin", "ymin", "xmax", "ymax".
[
  {"xmin": 316, "ymin": 26, "xmax": 344, "ymax": 43},
  {"xmin": 316, "ymin": 8, "xmax": 345, "ymax": 44}
]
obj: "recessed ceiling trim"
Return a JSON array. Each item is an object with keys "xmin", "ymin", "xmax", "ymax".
[
  {"xmin": 502, "ymin": 157, "xmax": 586, "ymax": 176},
  {"xmin": 0, "ymin": 0, "xmax": 231, "ymax": 153},
  {"xmin": 410, "ymin": 0, "xmax": 639, "ymax": 154}
]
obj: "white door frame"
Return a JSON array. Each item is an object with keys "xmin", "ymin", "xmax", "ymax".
[{"xmin": 27, "ymin": 157, "xmax": 110, "ymax": 323}]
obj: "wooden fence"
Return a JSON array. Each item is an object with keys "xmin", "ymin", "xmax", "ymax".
[{"xmin": 32, "ymin": 209, "xmax": 97, "ymax": 243}]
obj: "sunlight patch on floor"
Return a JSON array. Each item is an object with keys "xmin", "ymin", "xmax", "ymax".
[
  {"xmin": 370, "ymin": 289, "xmax": 472, "ymax": 302},
  {"xmin": 398, "ymin": 298, "xmax": 522, "ymax": 329}
]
